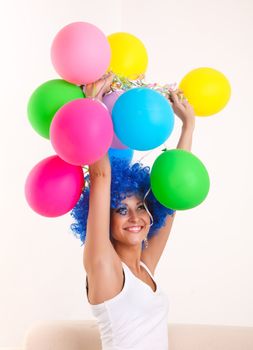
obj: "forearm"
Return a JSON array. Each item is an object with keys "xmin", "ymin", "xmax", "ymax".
[
  {"xmin": 176, "ymin": 124, "xmax": 195, "ymax": 152},
  {"xmin": 85, "ymin": 78, "xmax": 112, "ymax": 179}
]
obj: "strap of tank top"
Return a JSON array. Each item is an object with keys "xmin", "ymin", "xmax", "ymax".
[{"xmin": 140, "ymin": 261, "xmax": 154, "ymax": 277}]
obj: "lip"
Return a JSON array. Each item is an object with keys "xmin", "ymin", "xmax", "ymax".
[{"xmin": 124, "ymin": 225, "xmax": 144, "ymax": 232}]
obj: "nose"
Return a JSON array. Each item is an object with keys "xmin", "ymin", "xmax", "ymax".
[{"xmin": 128, "ymin": 211, "xmax": 141, "ymax": 223}]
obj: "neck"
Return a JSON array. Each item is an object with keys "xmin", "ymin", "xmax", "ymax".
[{"xmin": 112, "ymin": 241, "xmax": 143, "ymax": 273}]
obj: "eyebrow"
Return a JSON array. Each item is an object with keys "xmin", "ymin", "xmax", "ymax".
[{"xmin": 119, "ymin": 201, "xmax": 143, "ymax": 207}]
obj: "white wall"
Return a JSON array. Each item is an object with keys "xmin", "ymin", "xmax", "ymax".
[{"xmin": 0, "ymin": 0, "xmax": 252, "ymax": 346}]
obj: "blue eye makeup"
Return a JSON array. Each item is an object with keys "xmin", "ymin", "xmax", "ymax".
[
  {"xmin": 115, "ymin": 203, "xmax": 146, "ymax": 215},
  {"xmin": 116, "ymin": 206, "xmax": 128, "ymax": 215}
]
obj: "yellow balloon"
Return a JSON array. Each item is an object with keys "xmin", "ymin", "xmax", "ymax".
[
  {"xmin": 107, "ymin": 32, "xmax": 148, "ymax": 79},
  {"xmin": 179, "ymin": 67, "xmax": 231, "ymax": 116}
]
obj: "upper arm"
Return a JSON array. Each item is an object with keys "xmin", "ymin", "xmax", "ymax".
[
  {"xmin": 85, "ymin": 259, "xmax": 124, "ymax": 304},
  {"xmin": 141, "ymin": 212, "xmax": 176, "ymax": 274},
  {"xmin": 83, "ymin": 174, "xmax": 118, "ymax": 272}
]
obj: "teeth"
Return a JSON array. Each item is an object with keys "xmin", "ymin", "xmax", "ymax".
[{"xmin": 125, "ymin": 226, "xmax": 142, "ymax": 232}]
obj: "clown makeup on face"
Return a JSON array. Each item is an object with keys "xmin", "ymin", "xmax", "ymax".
[{"xmin": 110, "ymin": 195, "xmax": 152, "ymax": 248}]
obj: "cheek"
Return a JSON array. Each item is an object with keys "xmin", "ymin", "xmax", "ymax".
[
  {"xmin": 110, "ymin": 214, "xmax": 125, "ymax": 234},
  {"xmin": 143, "ymin": 211, "xmax": 152, "ymax": 223}
]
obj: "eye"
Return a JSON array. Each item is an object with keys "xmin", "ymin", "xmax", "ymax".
[
  {"xmin": 116, "ymin": 207, "xmax": 127, "ymax": 215},
  {"xmin": 138, "ymin": 204, "xmax": 146, "ymax": 210}
]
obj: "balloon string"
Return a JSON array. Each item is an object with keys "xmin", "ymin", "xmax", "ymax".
[
  {"xmin": 138, "ymin": 149, "xmax": 156, "ymax": 162},
  {"xmin": 138, "ymin": 141, "xmax": 169, "ymax": 163},
  {"xmin": 143, "ymin": 188, "xmax": 154, "ymax": 227}
]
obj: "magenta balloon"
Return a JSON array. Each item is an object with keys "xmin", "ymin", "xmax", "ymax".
[
  {"xmin": 51, "ymin": 22, "xmax": 111, "ymax": 84},
  {"xmin": 25, "ymin": 155, "xmax": 84, "ymax": 217},
  {"xmin": 50, "ymin": 98, "xmax": 113, "ymax": 166},
  {"xmin": 103, "ymin": 90, "xmax": 128, "ymax": 149}
]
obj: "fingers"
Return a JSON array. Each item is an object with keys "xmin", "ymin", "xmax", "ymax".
[
  {"xmin": 169, "ymin": 91, "xmax": 180, "ymax": 104},
  {"xmin": 103, "ymin": 71, "xmax": 115, "ymax": 80},
  {"xmin": 170, "ymin": 90, "xmax": 189, "ymax": 105},
  {"xmin": 107, "ymin": 73, "xmax": 115, "ymax": 84},
  {"xmin": 182, "ymin": 99, "xmax": 189, "ymax": 107}
]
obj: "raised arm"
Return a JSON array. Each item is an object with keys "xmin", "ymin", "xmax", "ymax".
[
  {"xmin": 141, "ymin": 90, "xmax": 195, "ymax": 274},
  {"xmin": 83, "ymin": 73, "xmax": 118, "ymax": 272},
  {"xmin": 170, "ymin": 89, "xmax": 195, "ymax": 150},
  {"xmin": 84, "ymin": 153, "xmax": 113, "ymax": 267}
]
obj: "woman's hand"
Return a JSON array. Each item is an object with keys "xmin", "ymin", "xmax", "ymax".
[
  {"xmin": 84, "ymin": 72, "xmax": 115, "ymax": 100},
  {"xmin": 167, "ymin": 89, "xmax": 195, "ymax": 151},
  {"xmin": 168, "ymin": 89, "xmax": 195, "ymax": 130}
]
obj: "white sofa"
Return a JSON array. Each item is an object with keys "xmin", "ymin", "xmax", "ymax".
[{"xmin": 16, "ymin": 320, "xmax": 253, "ymax": 350}]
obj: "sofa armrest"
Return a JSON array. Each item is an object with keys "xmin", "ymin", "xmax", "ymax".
[{"xmin": 23, "ymin": 320, "xmax": 101, "ymax": 350}]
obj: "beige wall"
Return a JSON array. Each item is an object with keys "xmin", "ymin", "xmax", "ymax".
[{"xmin": 0, "ymin": 0, "xmax": 252, "ymax": 346}]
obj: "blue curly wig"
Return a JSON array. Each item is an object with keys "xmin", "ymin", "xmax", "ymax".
[{"xmin": 70, "ymin": 157, "xmax": 175, "ymax": 250}]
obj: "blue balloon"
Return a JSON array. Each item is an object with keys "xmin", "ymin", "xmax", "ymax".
[
  {"xmin": 112, "ymin": 88, "xmax": 174, "ymax": 151},
  {"xmin": 108, "ymin": 148, "xmax": 134, "ymax": 163}
]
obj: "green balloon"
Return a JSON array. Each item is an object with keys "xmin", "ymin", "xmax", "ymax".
[
  {"xmin": 150, "ymin": 149, "xmax": 210, "ymax": 210},
  {"xmin": 27, "ymin": 79, "xmax": 85, "ymax": 139}
]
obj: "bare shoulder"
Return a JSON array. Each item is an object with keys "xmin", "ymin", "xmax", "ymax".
[{"xmin": 84, "ymin": 248, "xmax": 124, "ymax": 305}]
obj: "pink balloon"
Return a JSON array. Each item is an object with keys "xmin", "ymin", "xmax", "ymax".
[
  {"xmin": 25, "ymin": 155, "xmax": 84, "ymax": 217},
  {"xmin": 51, "ymin": 22, "xmax": 111, "ymax": 85},
  {"xmin": 103, "ymin": 91, "xmax": 128, "ymax": 149},
  {"xmin": 50, "ymin": 98, "xmax": 113, "ymax": 166}
]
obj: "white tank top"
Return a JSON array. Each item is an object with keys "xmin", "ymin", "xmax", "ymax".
[{"xmin": 86, "ymin": 260, "xmax": 170, "ymax": 350}]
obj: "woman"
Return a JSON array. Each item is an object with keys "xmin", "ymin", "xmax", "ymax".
[{"xmin": 71, "ymin": 73, "xmax": 195, "ymax": 350}]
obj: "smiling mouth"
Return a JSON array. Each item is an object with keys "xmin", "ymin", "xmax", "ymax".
[{"xmin": 124, "ymin": 226, "xmax": 144, "ymax": 233}]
